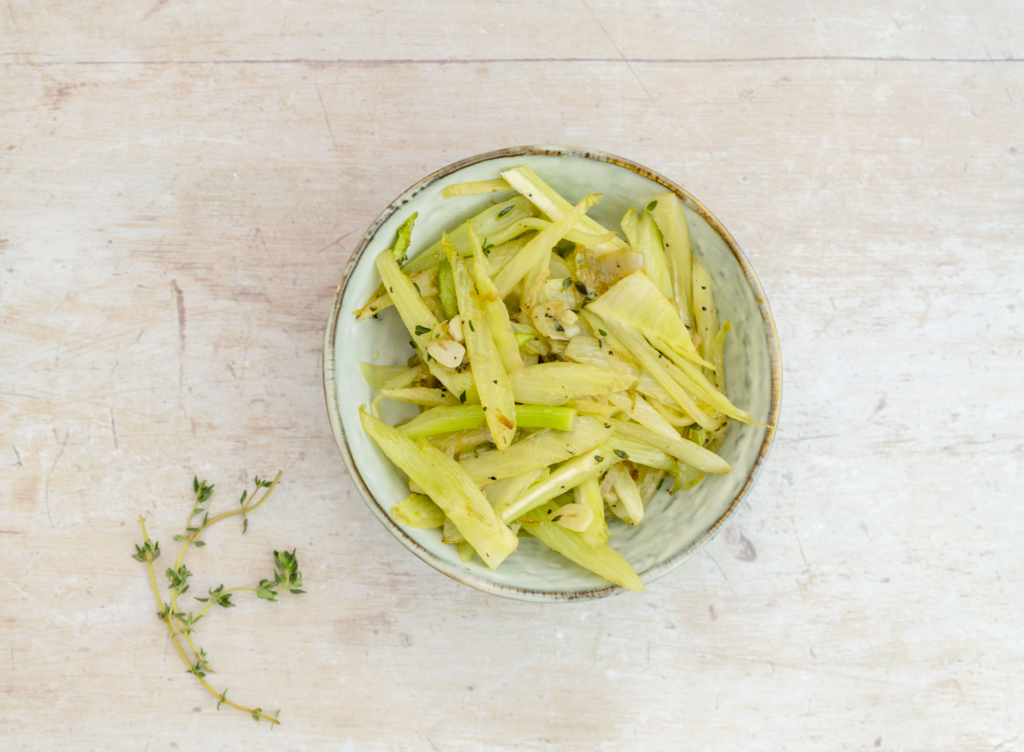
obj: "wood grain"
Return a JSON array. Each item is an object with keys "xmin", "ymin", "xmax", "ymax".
[
  {"xmin": 2, "ymin": 4, "xmax": 1023, "ymax": 750},
  {"xmin": 3, "ymin": 1, "xmax": 1023, "ymax": 62}
]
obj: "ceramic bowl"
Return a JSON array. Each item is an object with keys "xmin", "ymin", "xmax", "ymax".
[{"xmin": 324, "ymin": 146, "xmax": 781, "ymax": 602}]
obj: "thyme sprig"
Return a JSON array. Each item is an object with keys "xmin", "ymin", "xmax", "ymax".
[{"xmin": 135, "ymin": 470, "xmax": 304, "ymax": 726}]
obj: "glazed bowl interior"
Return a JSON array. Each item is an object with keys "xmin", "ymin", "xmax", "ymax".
[{"xmin": 325, "ymin": 146, "xmax": 780, "ymax": 602}]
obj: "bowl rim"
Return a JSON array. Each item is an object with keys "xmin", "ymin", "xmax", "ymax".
[{"xmin": 323, "ymin": 145, "xmax": 782, "ymax": 603}]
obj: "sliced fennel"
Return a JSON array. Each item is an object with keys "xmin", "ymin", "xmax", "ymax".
[
  {"xmin": 353, "ymin": 166, "xmax": 756, "ymax": 592},
  {"xmin": 397, "ymin": 404, "xmax": 576, "ymax": 438},
  {"xmin": 360, "ymin": 409, "xmax": 518, "ymax": 569},
  {"xmin": 520, "ymin": 501, "xmax": 645, "ymax": 592}
]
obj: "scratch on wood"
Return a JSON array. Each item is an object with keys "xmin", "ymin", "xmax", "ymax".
[
  {"xmin": 11, "ymin": 443, "xmax": 21, "ymax": 467},
  {"xmin": 1, "ymin": 391, "xmax": 43, "ymax": 400},
  {"xmin": 171, "ymin": 279, "xmax": 185, "ymax": 353},
  {"xmin": 705, "ymin": 551, "xmax": 735, "ymax": 594},
  {"xmin": 254, "ymin": 227, "xmax": 269, "ymax": 256},
  {"xmin": 791, "ymin": 516, "xmax": 810, "ymax": 572},
  {"xmin": 171, "ymin": 279, "xmax": 185, "ymax": 410},
  {"xmin": 314, "ymin": 81, "xmax": 339, "ymax": 152},
  {"xmin": 143, "ymin": 0, "xmax": 170, "ymax": 21},
  {"xmin": 317, "ymin": 227, "xmax": 358, "ymax": 254},
  {"xmin": 580, "ymin": 0, "xmax": 666, "ymax": 121},
  {"xmin": 110, "ymin": 407, "xmax": 119, "ymax": 450},
  {"xmin": 44, "ymin": 428, "xmax": 70, "ymax": 529},
  {"xmin": 2, "ymin": 574, "xmax": 33, "ymax": 601}
]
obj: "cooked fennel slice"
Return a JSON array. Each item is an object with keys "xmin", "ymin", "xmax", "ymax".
[
  {"xmin": 356, "ymin": 199, "xmax": 536, "ymax": 319},
  {"xmin": 519, "ymin": 502, "xmax": 644, "ymax": 592},
  {"xmin": 437, "ymin": 258, "xmax": 458, "ymax": 320},
  {"xmin": 587, "ymin": 271, "xmax": 709, "ymax": 368},
  {"xmin": 620, "ymin": 207, "xmax": 640, "ymax": 249},
  {"xmin": 391, "ymin": 493, "xmax": 444, "ymax": 529},
  {"xmin": 647, "ymin": 395, "xmax": 696, "ymax": 427},
  {"xmin": 669, "ymin": 460, "xmax": 706, "ymax": 492},
  {"xmin": 492, "ymin": 193, "xmax": 601, "ymax": 298},
  {"xmin": 611, "ymin": 467, "xmax": 644, "ymax": 526},
  {"xmin": 611, "ymin": 419, "xmax": 731, "ymax": 474},
  {"xmin": 431, "ymin": 427, "xmax": 492, "ymax": 458},
  {"xmin": 375, "ymin": 248, "xmax": 438, "ymax": 351},
  {"xmin": 710, "ymin": 321, "xmax": 731, "ymax": 393},
  {"xmin": 442, "ymin": 178, "xmax": 512, "ymax": 199},
  {"xmin": 604, "ymin": 435, "xmax": 675, "ymax": 471},
  {"xmin": 637, "ymin": 469, "xmax": 667, "ymax": 506},
  {"xmin": 354, "ymin": 291, "xmax": 392, "ymax": 322},
  {"xmin": 648, "ymin": 339, "xmax": 753, "ymax": 425},
  {"xmin": 447, "ymin": 236, "xmax": 517, "ymax": 451},
  {"xmin": 380, "ymin": 367, "xmax": 422, "ymax": 390},
  {"xmin": 565, "ymin": 399, "xmax": 622, "ymax": 419},
  {"xmin": 605, "ymin": 391, "xmax": 680, "ymax": 441},
  {"xmin": 501, "ymin": 166, "xmax": 627, "ymax": 256},
  {"xmin": 691, "ymin": 258, "xmax": 719, "ymax": 367},
  {"xmin": 509, "ymin": 362, "xmax": 638, "ymax": 406},
  {"xmin": 403, "ymin": 196, "xmax": 536, "ymax": 274},
  {"xmin": 398, "ymin": 404, "xmax": 576, "ymax": 438},
  {"xmin": 469, "ymin": 224, "xmax": 524, "ymax": 372},
  {"xmin": 548, "ymin": 503, "xmax": 594, "ymax": 533},
  {"xmin": 592, "ymin": 314, "xmax": 716, "ymax": 430},
  {"xmin": 499, "ymin": 446, "xmax": 624, "ymax": 523},
  {"xmin": 484, "ymin": 468, "xmax": 549, "ymax": 516},
  {"xmin": 360, "ymin": 409, "xmax": 517, "ymax": 569},
  {"xmin": 418, "ymin": 350, "xmax": 479, "ymax": 403},
  {"xmin": 564, "ymin": 336, "xmax": 639, "ymax": 376},
  {"xmin": 575, "ymin": 476, "xmax": 609, "ymax": 547},
  {"xmin": 380, "ymin": 387, "xmax": 460, "ymax": 407},
  {"xmin": 515, "ymin": 218, "xmax": 617, "ymax": 248},
  {"xmin": 459, "ymin": 414, "xmax": 613, "ymax": 484},
  {"xmin": 482, "ymin": 233, "xmax": 534, "ymax": 279},
  {"xmin": 521, "ymin": 248, "xmax": 552, "ymax": 313},
  {"xmin": 457, "ymin": 541, "xmax": 476, "ymax": 562},
  {"xmin": 359, "ymin": 363, "xmax": 411, "ymax": 390},
  {"xmin": 572, "ymin": 245, "xmax": 645, "ymax": 297},
  {"xmin": 633, "ymin": 373, "xmax": 685, "ymax": 414},
  {"xmin": 442, "ymin": 515, "xmax": 464, "ymax": 544},
  {"xmin": 649, "ymin": 192, "xmax": 694, "ymax": 329},
  {"xmin": 636, "ymin": 208, "xmax": 673, "ymax": 300}
]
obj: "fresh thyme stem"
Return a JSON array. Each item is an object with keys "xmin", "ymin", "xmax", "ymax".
[
  {"xmin": 195, "ymin": 587, "xmax": 257, "ymax": 619},
  {"xmin": 139, "ymin": 517, "xmax": 164, "ymax": 610},
  {"xmin": 193, "ymin": 673, "xmax": 279, "ymax": 725},
  {"xmin": 205, "ymin": 470, "xmax": 283, "ymax": 528},
  {"xmin": 138, "ymin": 516, "xmax": 207, "ymax": 664},
  {"xmin": 134, "ymin": 469, "xmax": 300, "ymax": 727},
  {"xmin": 168, "ymin": 470, "xmax": 284, "ymax": 647},
  {"xmin": 174, "ymin": 617, "xmax": 203, "ymax": 663}
]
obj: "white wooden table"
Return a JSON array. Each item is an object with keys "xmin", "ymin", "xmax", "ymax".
[{"xmin": 3, "ymin": 3, "xmax": 1022, "ymax": 749}]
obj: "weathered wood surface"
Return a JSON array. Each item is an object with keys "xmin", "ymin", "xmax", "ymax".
[{"xmin": 2, "ymin": 3, "xmax": 1023, "ymax": 750}]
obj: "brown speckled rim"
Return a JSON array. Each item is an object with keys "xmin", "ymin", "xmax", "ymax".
[{"xmin": 323, "ymin": 145, "xmax": 782, "ymax": 603}]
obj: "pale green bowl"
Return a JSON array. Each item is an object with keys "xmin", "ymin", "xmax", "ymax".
[{"xmin": 324, "ymin": 146, "xmax": 781, "ymax": 602}]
